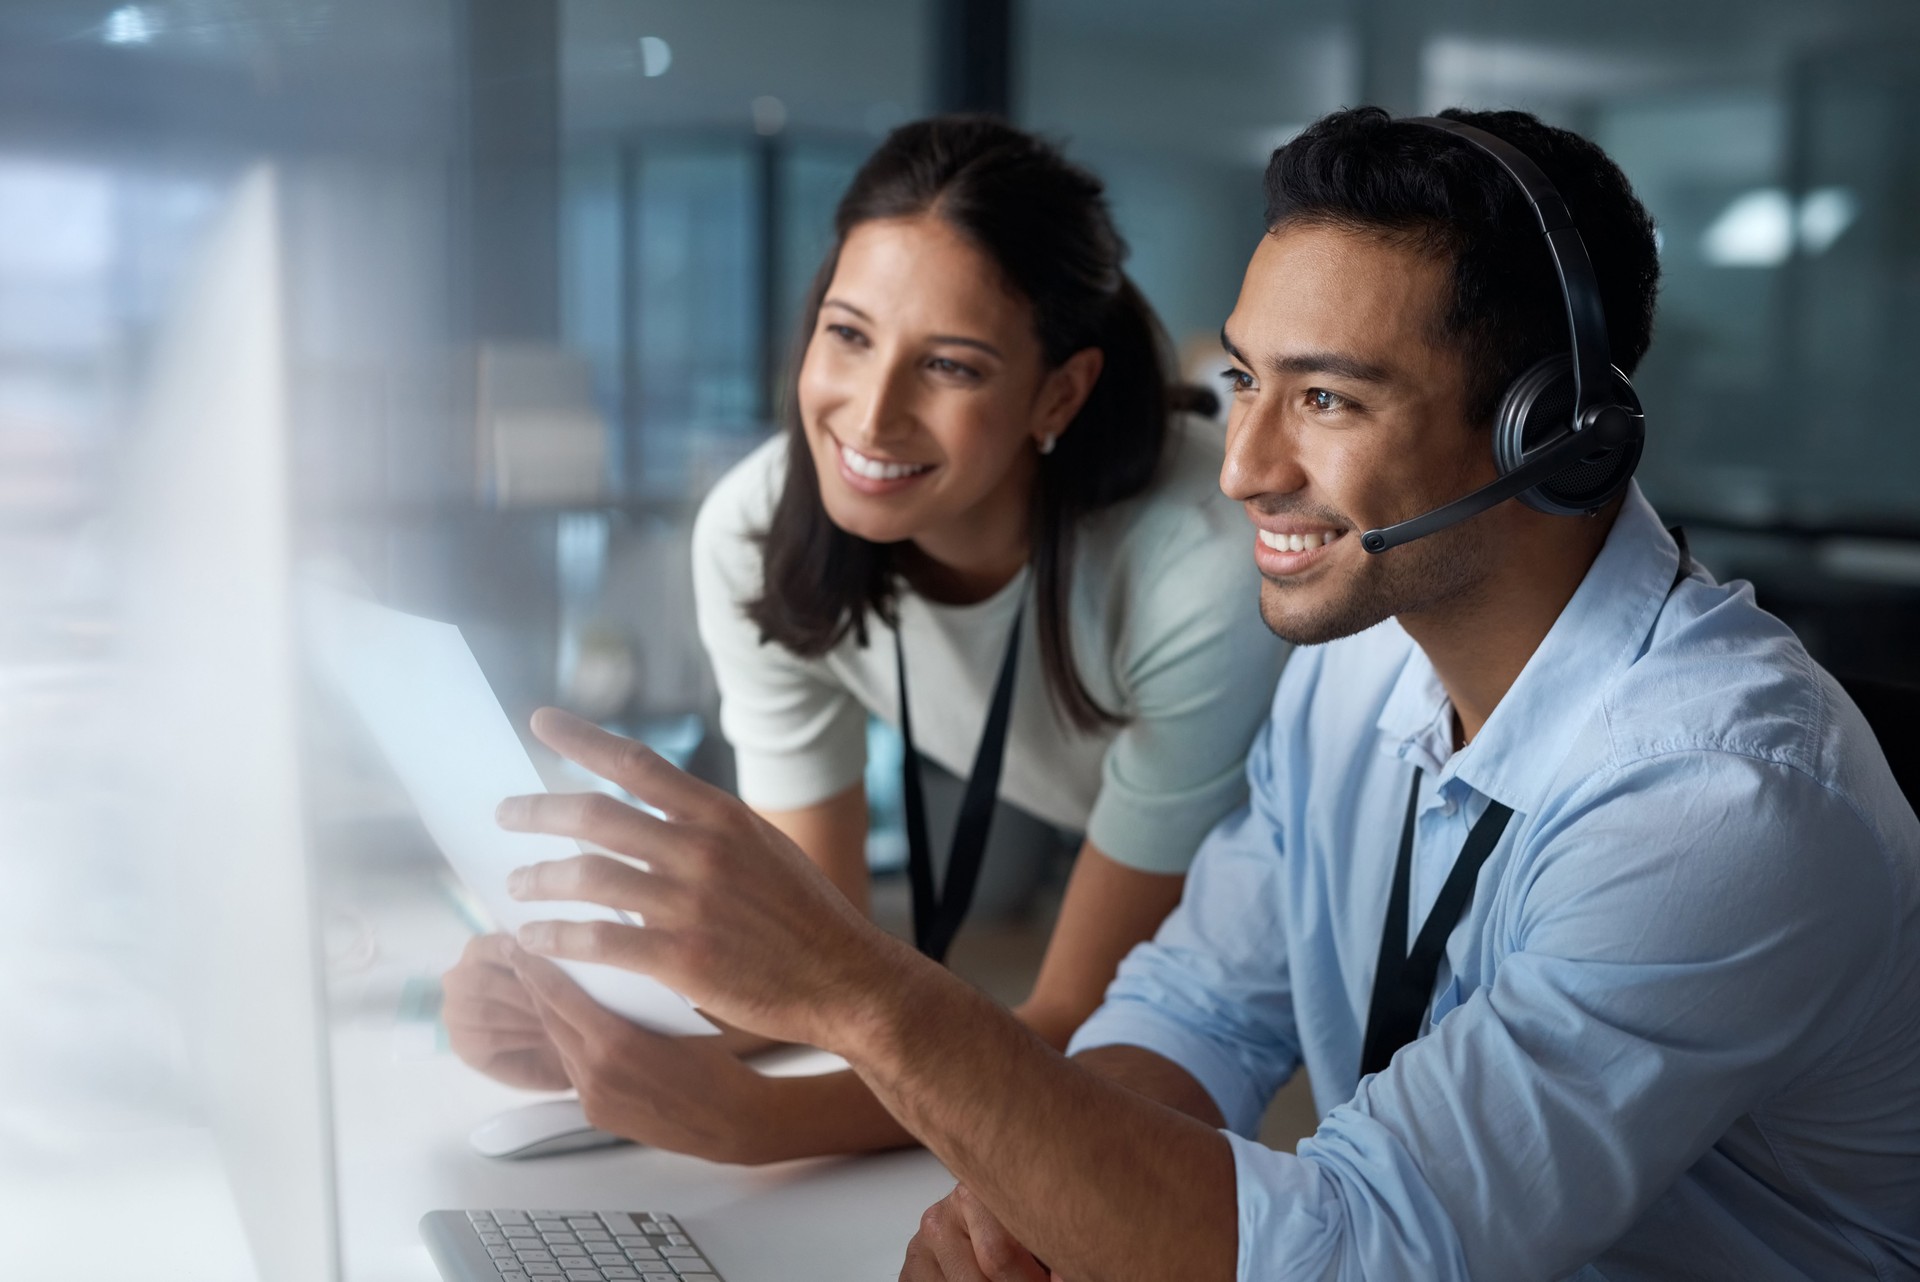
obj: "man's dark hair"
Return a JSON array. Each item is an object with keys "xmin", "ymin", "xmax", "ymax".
[
  {"xmin": 1263, "ymin": 106, "xmax": 1660, "ymax": 428},
  {"xmin": 748, "ymin": 115, "xmax": 1199, "ymax": 730}
]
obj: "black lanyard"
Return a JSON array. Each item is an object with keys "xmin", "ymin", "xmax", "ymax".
[
  {"xmin": 1358, "ymin": 526, "xmax": 1694, "ymax": 1078},
  {"xmin": 894, "ymin": 605, "xmax": 1024, "ymax": 964},
  {"xmin": 1359, "ymin": 769, "xmax": 1513, "ymax": 1078}
]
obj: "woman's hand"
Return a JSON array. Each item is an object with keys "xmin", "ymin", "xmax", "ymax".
[
  {"xmin": 900, "ymin": 1184, "xmax": 1057, "ymax": 1281},
  {"xmin": 506, "ymin": 944, "xmax": 785, "ymax": 1164},
  {"xmin": 441, "ymin": 932, "xmax": 571, "ymax": 1091},
  {"xmin": 500, "ymin": 707, "xmax": 921, "ymax": 1052}
]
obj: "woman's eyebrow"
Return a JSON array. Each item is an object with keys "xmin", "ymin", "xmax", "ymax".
[{"xmin": 823, "ymin": 298, "xmax": 1002, "ymax": 359}]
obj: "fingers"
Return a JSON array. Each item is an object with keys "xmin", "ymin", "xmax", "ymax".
[
  {"xmin": 510, "ymin": 948, "xmax": 643, "ymax": 1044},
  {"xmin": 910, "ymin": 1192, "xmax": 989, "ymax": 1282},
  {"xmin": 953, "ymin": 1185, "xmax": 1050, "ymax": 1282},
  {"xmin": 515, "ymin": 917, "xmax": 670, "ymax": 977},
  {"xmin": 497, "ymin": 790, "xmax": 672, "ymax": 859},
  {"xmin": 506, "ymin": 851, "xmax": 673, "ymax": 915},
  {"xmin": 529, "ymin": 707, "xmax": 725, "ymax": 820}
]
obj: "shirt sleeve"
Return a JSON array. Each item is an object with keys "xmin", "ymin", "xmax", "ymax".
[
  {"xmin": 1084, "ymin": 503, "xmax": 1289, "ymax": 873},
  {"xmin": 690, "ymin": 448, "xmax": 867, "ymax": 812},
  {"xmin": 1069, "ymin": 712, "xmax": 1306, "ymax": 1133},
  {"xmin": 1229, "ymin": 753, "xmax": 1897, "ymax": 1282}
]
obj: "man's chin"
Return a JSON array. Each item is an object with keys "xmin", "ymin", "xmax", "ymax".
[{"xmin": 1257, "ymin": 581, "xmax": 1390, "ymax": 647}]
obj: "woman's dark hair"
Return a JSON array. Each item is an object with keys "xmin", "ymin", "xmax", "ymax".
[
  {"xmin": 1263, "ymin": 106, "xmax": 1661, "ymax": 429},
  {"xmin": 746, "ymin": 115, "xmax": 1194, "ymax": 731}
]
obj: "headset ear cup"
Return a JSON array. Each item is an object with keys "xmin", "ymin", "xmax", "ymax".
[{"xmin": 1492, "ymin": 356, "xmax": 1645, "ymax": 516}]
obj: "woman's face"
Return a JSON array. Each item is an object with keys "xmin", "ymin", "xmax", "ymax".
[{"xmin": 796, "ymin": 214, "xmax": 1098, "ymax": 551}]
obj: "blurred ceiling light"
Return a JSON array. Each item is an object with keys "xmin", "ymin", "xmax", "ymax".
[
  {"xmin": 1797, "ymin": 187, "xmax": 1859, "ymax": 255},
  {"xmin": 1702, "ymin": 186, "xmax": 1861, "ymax": 266},
  {"xmin": 639, "ymin": 35, "xmax": 671, "ymax": 78},
  {"xmin": 103, "ymin": 4, "xmax": 159, "ymax": 45},
  {"xmin": 751, "ymin": 95, "xmax": 788, "ymax": 137}
]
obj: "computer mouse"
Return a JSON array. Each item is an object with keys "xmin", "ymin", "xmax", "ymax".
[{"xmin": 467, "ymin": 1098, "xmax": 632, "ymax": 1160}]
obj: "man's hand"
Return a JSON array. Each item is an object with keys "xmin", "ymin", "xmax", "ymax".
[
  {"xmin": 901, "ymin": 1185, "xmax": 1055, "ymax": 1281},
  {"xmin": 441, "ymin": 933, "xmax": 570, "ymax": 1091},
  {"xmin": 507, "ymin": 946, "xmax": 783, "ymax": 1164},
  {"xmin": 500, "ymin": 707, "xmax": 921, "ymax": 1051}
]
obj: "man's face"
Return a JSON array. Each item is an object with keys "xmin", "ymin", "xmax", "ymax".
[{"xmin": 1219, "ymin": 221, "xmax": 1502, "ymax": 645}]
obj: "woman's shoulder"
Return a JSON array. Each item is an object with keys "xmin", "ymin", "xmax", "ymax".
[
  {"xmin": 1083, "ymin": 415, "xmax": 1246, "ymax": 575},
  {"xmin": 692, "ymin": 432, "xmax": 789, "ymax": 586}
]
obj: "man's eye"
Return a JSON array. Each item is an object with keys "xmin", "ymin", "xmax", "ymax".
[
  {"xmin": 1307, "ymin": 388, "xmax": 1346, "ymax": 413},
  {"xmin": 1218, "ymin": 368, "xmax": 1254, "ymax": 394}
]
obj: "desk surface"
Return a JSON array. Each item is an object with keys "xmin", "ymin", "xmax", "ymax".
[{"xmin": 327, "ymin": 864, "xmax": 955, "ymax": 1282}]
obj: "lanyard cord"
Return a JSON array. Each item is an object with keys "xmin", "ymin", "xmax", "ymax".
[
  {"xmin": 1358, "ymin": 526, "xmax": 1695, "ymax": 1078},
  {"xmin": 895, "ymin": 603, "xmax": 1025, "ymax": 964},
  {"xmin": 1359, "ymin": 769, "xmax": 1513, "ymax": 1078}
]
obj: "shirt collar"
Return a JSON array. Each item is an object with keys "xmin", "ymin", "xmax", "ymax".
[{"xmin": 1374, "ymin": 482, "xmax": 1684, "ymax": 815}]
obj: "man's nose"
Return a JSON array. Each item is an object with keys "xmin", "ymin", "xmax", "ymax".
[{"xmin": 1220, "ymin": 400, "xmax": 1307, "ymax": 503}]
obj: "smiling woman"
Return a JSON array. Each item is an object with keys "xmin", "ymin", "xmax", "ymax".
[{"xmin": 441, "ymin": 116, "xmax": 1289, "ymax": 1165}]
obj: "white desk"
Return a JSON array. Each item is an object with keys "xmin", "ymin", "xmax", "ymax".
[{"xmin": 327, "ymin": 864, "xmax": 956, "ymax": 1282}]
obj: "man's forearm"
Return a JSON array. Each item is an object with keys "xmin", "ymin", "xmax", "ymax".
[
  {"xmin": 837, "ymin": 965, "xmax": 1237, "ymax": 1282},
  {"xmin": 1073, "ymin": 1043, "xmax": 1229, "ymax": 1129}
]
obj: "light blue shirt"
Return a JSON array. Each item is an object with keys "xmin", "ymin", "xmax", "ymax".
[{"xmin": 1070, "ymin": 485, "xmax": 1920, "ymax": 1281}]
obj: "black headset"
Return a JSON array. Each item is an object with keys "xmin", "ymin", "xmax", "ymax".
[{"xmin": 1358, "ymin": 116, "xmax": 1646, "ymax": 556}]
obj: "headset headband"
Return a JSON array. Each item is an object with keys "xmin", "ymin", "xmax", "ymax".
[{"xmin": 1404, "ymin": 116, "xmax": 1618, "ymax": 434}]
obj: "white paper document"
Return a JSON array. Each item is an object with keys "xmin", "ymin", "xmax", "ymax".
[{"xmin": 305, "ymin": 586, "xmax": 717, "ymax": 1036}]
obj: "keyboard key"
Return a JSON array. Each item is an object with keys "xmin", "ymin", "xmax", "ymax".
[
  {"xmin": 602, "ymin": 1270, "xmax": 638, "ymax": 1280},
  {"xmin": 552, "ymin": 1245, "xmax": 588, "ymax": 1257},
  {"xmin": 669, "ymin": 1264, "xmax": 710, "ymax": 1277},
  {"xmin": 496, "ymin": 1210, "xmax": 531, "ymax": 1223},
  {"xmin": 565, "ymin": 1272, "xmax": 602, "ymax": 1282},
  {"xmin": 524, "ymin": 1267, "xmax": 563, "ymax": 1277},
  {"xmin": 661, "ymin": 1246, "xmax": 700, "ymax": 1258},
  {"xmin": 642, "ymin": 1274, "xmax": 677, "ymax": 1282},
  {"xmin": 677, "ymin": 1276, "xmax": 717, "ymax": 1282}
]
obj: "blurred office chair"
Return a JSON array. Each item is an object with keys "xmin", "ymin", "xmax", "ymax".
[{"xmin": 1839, "ymin": 676, "xmax": 1920, "ymax": 812}]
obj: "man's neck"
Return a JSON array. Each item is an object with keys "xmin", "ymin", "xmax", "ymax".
[{"xmin": 1398, "ymin": 510, "xmax": 1617, "ymax": 749}]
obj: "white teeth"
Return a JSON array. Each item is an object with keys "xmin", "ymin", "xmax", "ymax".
[
  {"xmin": 841, "ymin": 443, "xmax": 933, "ymax": 481},
  {"xmin": 1258, "ymin": 530, "xmax": 1338, "ymax": 552}
]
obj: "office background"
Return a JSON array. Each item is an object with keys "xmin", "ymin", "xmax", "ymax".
[{"xmin": 2, "ymin": 2, "xmax": 1917, "ymax": 1276}]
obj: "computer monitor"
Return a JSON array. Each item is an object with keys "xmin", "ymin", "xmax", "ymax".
[{"xmin": 120, "ymin": 162, "xmax": 340, "ymax": 1282}]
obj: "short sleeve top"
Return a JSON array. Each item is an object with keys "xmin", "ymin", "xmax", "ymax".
[{"xmin": 690, "ymin": 421, "xmax": 1289, "ymax": 874}]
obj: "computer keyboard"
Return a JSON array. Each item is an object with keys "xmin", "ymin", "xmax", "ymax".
[{"xmin": 421, "ymin": 1209, "xmax": 726, "ymax": 1282}]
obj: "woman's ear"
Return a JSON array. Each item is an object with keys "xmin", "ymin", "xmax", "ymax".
[{"xmin": 1032, "ymin": 347, "xmax": 1105, "ymax": 450}]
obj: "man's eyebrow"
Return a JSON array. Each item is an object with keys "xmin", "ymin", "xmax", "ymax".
[
  {"xmin": 1268, "ymin": 351, "xmax": 1394, "ymax": 383},
  {"xmin": 1220, "ymin": 327, "xmax": 1250, "ymax": 368},
  {"xmin": 1219, "ymin": 330, "xmax": 1393, "ymax": 384},
  {"xmin": 822, "ymin": 298, "xmax": 1002, "ymax": 358}
]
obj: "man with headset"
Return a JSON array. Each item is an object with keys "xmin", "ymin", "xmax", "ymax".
[{"xmin": 497, "ymin": 107, "xmax": 1920, "ymax": 1279}]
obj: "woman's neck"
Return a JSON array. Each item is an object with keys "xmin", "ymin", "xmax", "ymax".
[{"xmin": 902, "ymin": 459, "xmax": 1035, "ymax": 605}]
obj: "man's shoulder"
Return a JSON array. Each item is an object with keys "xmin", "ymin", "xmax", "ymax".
[{"xmin": 1597, "ymin": 578, "xmax": 1845, "ymax": 785}]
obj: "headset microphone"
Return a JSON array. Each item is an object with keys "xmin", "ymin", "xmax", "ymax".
[{"xmin": 1359, "ymin": 117, "xmax": 1646, "ymax": 557}]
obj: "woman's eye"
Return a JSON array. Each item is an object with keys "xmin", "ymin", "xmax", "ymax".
[
  {"xmin": 1219, "ymin": 367, "xmax": 1254, "ymax": 394},
  {"xmin": 928, "ymin": 356, "xmax": 979, "ymax": 380},
  {"xmin": 825, "ymin": 323, "xmax": 866, "ymax": 346}
]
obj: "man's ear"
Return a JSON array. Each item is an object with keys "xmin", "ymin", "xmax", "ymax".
[{"xmin": 1032, "ymin": 347, "xmax": 1105, "ymax": 448}]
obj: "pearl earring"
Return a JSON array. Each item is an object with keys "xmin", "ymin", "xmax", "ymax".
[{"xmin": 1038, "ymin": 433, "xmax": 1058, "ymax": 456}]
